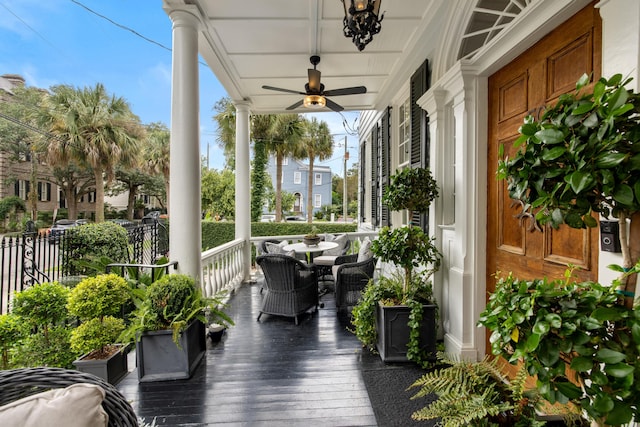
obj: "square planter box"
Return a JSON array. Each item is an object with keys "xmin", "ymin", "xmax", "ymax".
[
  {"xmin": 375, "ymin": 302, "xmax": 437, "ymax": 363},
  {"xmin": 73, "ymin": 343, "xmax": 130, "ymax": 385},
  {"xmin": 136, "ymin": 320, "xmax": 206, "ymax": 382}
]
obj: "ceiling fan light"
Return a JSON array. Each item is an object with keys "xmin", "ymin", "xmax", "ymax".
[{"xmin": 304, "ymin": 94, "xmax": 326, "ymax": 109}]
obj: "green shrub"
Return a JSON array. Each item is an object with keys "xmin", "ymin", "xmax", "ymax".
[
  {"xmin": 67, "ymin": 274, "xmax": 130, "ymax": 320},
  {"xmin": 0, "ymin": 196, "xmax": 25, "ymax": 219},
  {"xmin": 0, "ymin": 313, "xmax": 26, "ymax": 369},
  {"xmin": 64, "ymin": 222, "xmax": 129, "ymax": 275},
  {"xmin": 201, "ymin": 221, "xmax": 357, "ymax": 250},
  {"xmin": 70, "ymin": 316, "xmax": 125, "ymax": 356},
  {"xmin": 146, "ymin": 274, "xmax": 197, "ymax": 327},
  {"xmin": 12, "ymin": 281, "xmax": 69, "ymax": 329},
  {"xmin": 13, "ymin": 325, "xmax": 76, "ymax": 368}
]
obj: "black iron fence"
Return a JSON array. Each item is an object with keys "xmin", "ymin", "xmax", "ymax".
[{"xmin": 1, "ymin": 221, "xmax": 168, "ymax": 314}]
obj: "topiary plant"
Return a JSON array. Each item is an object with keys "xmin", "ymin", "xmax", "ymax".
[
  {"xmin": 67, "ymin": 274, "xmax": 130, "ymax": 358},
  {"xmin": 0, "ymin": 313, "xmax": 26, "ymax": 369},
  {"xmin": 11, "ymin": 281, "xmax": 76, "ymax": 368}
]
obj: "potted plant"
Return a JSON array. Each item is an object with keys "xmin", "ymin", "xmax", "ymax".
[
  {"xmin": 10, "ymin": 281, "xmax": 77, "ymax": 368},
  {"xmin": 408, "ymin": 353, "xmax": 555, "ymax": 427},
  {"xmin": 487, "ymin": 73, "xmax": 640, "ymax": 426},
  {"xmin": 67, "ymin": 273, "xmax": 131, "ymax": 384},
  {"xmin": 120, "ymin": 274, "xmax": 233, "ymax": 382},
  {"xmin": 478, "ymin": 268, "xmax": 637, "ymax": 426},
  {"xmin": 352, "ymin": 167, "xmax": 442, "ymax": 366},
  {"xmin": 303, "ymin": 225, "xmax": 321, "ymax": 246}
]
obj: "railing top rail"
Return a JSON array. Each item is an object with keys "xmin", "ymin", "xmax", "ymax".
[
  {"xmin": 249, "ymin": 231, "xmax": 377, "ymax": 244},
  {"xmin": 105, "ymin": 260, "xmax": 178, "ymax": 273}
]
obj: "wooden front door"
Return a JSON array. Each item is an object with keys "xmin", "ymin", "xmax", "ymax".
[{"xmin": 487, "ymin": 4, "xmax": 602, "ymax": 298}]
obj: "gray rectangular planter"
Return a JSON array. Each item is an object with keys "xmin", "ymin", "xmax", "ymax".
[
  {"xmin": 73, "ymin": 343, "xmax": 130, "ymax": 385},
  {"xmin": 375, "ymin": 302, "xmax": 437, "ymax": 363},
  {"xmin": 136, "ymin": 320, "xmax": 206, "ymax": 382}
]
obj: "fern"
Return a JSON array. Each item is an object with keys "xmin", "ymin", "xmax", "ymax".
[{"xmin": 409, "ymin": 352, "xmax": 542, "ymax": 426}]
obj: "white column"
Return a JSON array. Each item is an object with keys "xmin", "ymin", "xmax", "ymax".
[
  {"xmin": 168, "ymin": 10, "xmax": 202, "ymax": 280},
  {"xmin": 235, "ymin": 102, "xmax": 251, "ymax": 281}
]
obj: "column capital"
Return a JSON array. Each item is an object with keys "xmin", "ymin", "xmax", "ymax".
[
  {"xmin": 168, "ymin": 7, "xmax": 201, "ymax": 30},
  {"xmin": 234, "ymin": 101, "xmax": 251, "ymax": 114}
]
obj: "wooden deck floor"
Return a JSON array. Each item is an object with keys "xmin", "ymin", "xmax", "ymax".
[{"xmin": 117, "ymin": 280, "xmax": 380, "ymax": 426}]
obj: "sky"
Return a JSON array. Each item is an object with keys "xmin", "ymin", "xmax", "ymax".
[{"xmin": 0, "ymin": 0, "xmax": 360, "ymax": 176}]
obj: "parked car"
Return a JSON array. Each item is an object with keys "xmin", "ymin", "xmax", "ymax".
[
  {"xmin": 260, "ymin": 214, "xmax": 275, "ymax": 223},
  {"xmin": 48, "ymin": 219, "xmax": 89, "ymax": 244},
  {"xmin": 285, "ymin": 216, "xmax": 305, "ymax": 222},
  {"xmin": 108, "ymin": 219, "xmax": 136, "ymax": 229}
]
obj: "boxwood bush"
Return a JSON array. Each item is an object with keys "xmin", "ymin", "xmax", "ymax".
[{"xmin": 64, "ymin": 222, "xmax": 129, "ymax": 275}]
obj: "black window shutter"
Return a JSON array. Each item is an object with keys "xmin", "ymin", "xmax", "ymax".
[
  {"xmin": 381, "ymin": 107, "xmax": 391, "ymax": 227},
  {"xmin": 410, "ymin": 59, "xmax": 431, "ymax": 228},
  {"xmin": 360, "ymin": 142, "xmax": 366, "ymax": 222},
  {"xmin": 370, "ymin": 124, "xmax": 379, "ymax": 227},
  {"xmin": 47, "ymin": 183, "xmax": 52, "ymax": 202},
  {"xmin": 25, "ymin": 181, "xmax": 30, "ymax": 197},
  {"xmin": 38, "ymin": 182, "xmax": 42, "ymax": 201},
  {"xmin": 14, "ymin": 181, "xmax": 19, "ymax": 197}
]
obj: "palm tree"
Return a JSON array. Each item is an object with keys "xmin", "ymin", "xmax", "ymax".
[
  {"xmin": 212, "ymin": 97, "xmax": 236, "ymax": 170},
  {"xmin": 42, "ymin": 83, "xmax": 144, "ymax": 222},
  {"xmin": 265, "ymin": 114, "xmax": 305, "ymax": 221},
  {"xmin": 145, "ymin": 122, "xmax": 170, "ymax": 213},
  {"xmin": 301, "ymin": 117, "xmax": 333, "ymax": 223}
]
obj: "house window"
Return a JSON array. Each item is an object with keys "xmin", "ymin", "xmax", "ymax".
[
  {"xmin": 398, "ymin": 98, "xmax": 410, "ymax": 165},
  {"xmin": 315, "ymin": 173, "xmax": 322, "ymax": 185},
  {"xmin": 38, "ymin": 182, "xmax": 51, "ymax": 202},
  {"xmin": 88, "ymin": 192, "xmax": 96, "ymax": 203},
  {"xmin": 314, "ymin": 194, "xmax": 321, "ymax": 208},
  {"xmin": 15, "ymin": 180, "xmax": 28, "ymax": 199},
  {"xmin": 294, "ymin": 171, "xmax": 301, "ymax": 184},
  {"xmin": 282, "ymin": 158, "xmax": 288, "ymax": 166}
]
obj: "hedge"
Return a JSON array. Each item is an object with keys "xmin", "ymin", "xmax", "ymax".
[{"xmin": 201, "ymin": 221, "xmax": 357, "ymax": 251}]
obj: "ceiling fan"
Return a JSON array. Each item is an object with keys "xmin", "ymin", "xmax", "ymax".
[{"xmin": 261, "ymin": 55, "xmax": 366, "ymax": 112}]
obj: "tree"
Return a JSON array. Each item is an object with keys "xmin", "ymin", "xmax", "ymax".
[
  {"xmin": 201, "ymin": 168, "xmax": 236, "ymax": 220},
  {"xmin": 144, "ymin": 123, "xmax": 170, "ymax": 212},
  {"xmin": 41, "ymin": 83, "xmax": 144, "ymax": 222},
  {"xmin": 50, "ymin": 164, "xmax": 95, "ymax": 220},
  {"xmin": 212, "ymin": 97, "xmax": 236, "ymax": 170},
  {"xmin": 265, "ymin": 114, "xmax": 304, "ymax": 222},
  {"xmin": 250, "ymin": 115, "xmax": 275, "ymax": 222},
  {"xmin": 301, "ymin": 117, "xmax": 333, "ymax": 223},
  {"xmin": 111, "ymin": 165, "xmax": 156, "ymax": 220},
  {"xmin": 0, "ymin": 85, "xmax": 48, "ymax": 220}
]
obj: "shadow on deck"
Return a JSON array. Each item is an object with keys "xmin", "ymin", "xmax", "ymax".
[{"xmin": 117, "ymin": 280, "xmax": 382, "ymax": 426}]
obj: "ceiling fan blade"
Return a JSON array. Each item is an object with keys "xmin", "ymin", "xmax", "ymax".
[
  {"xmin": 262, "ymin": 85, "xmax": 306, "ymax": 95},
  {"xmin": 285, "ymin": 100, "xmax": 304, "ymax": 110},
  {"xmin": 323, "ymin": 86, "xmax": 367, "ymax": 97},
  {"xmin": 308, "ymin": 69, "xmax": 321, "ymax": 93},
  {"xmin": 325, "ymin": 98, "xmax": 344, "ymax": 112}
]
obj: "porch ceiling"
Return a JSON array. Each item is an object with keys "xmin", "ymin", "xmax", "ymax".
[{"xmin": 162, "ymin": 0, "xmax": 454, "ymax": 114}]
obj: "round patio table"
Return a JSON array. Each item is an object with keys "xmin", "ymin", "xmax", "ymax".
[{"xmin": 283, "ymin": 241, "xmax": 339, "ymax": 263}]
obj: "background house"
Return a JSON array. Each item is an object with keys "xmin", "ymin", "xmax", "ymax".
[{"xmin": 266, "ymin": 155, "xmax": 332, "ymax": 218}]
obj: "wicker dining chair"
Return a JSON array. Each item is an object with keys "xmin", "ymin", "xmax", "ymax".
[
  {"xmin": 256, "ymin": 254, "xmax": 319, "ymax": 325},
  {"xmin": 334, "ymin": 257, "xmax": 377, "ymax": 314},
  {"xmin": 0, "ymin": 367, "xmax": 138, "ymax": 427}
]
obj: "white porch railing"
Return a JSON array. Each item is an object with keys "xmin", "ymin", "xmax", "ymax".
[
  {"xmin": 200, "ymin": 238, "xmax": 246, "ymax": 298},
  {"xmin": 199, "ymin": 231, "xmax": 379, "ymax": 298}
]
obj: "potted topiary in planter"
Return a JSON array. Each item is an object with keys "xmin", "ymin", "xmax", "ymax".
[
  {"xmin": 68, "ymin": 273, "xmax": 131, "ymax": 385},
  {"xmin": 303, "ymin": 226, "xmax": 321, "ymax": 247},
  {"xmin": 120, "ymin": 274, "xmax": 233, "ymax": 382},
  {"xmin": 352, "ymin": 167, "xmax": 442, "ymax": 366},
  {"xmin": 487, "ymin": 73, "xmax": 640, "ymax": 426}
]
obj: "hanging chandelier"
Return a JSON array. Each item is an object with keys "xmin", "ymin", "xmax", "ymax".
[{"xmin": 341, "ymin": 0, "xmax": 384, "ymax": 51}]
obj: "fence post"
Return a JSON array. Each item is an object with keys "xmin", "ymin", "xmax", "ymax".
[{"xmin": 21, "ymin": 220, "xmax": 49, "ymax": 287}]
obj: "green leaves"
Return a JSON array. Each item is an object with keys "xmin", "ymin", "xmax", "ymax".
[
  {"xmin": 478, "ymin": 268, "xmax": 640, "ymax": 424},
  {"xmin": 500, "ymin": 73, "xmax": 640, "ymax": 231}
]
